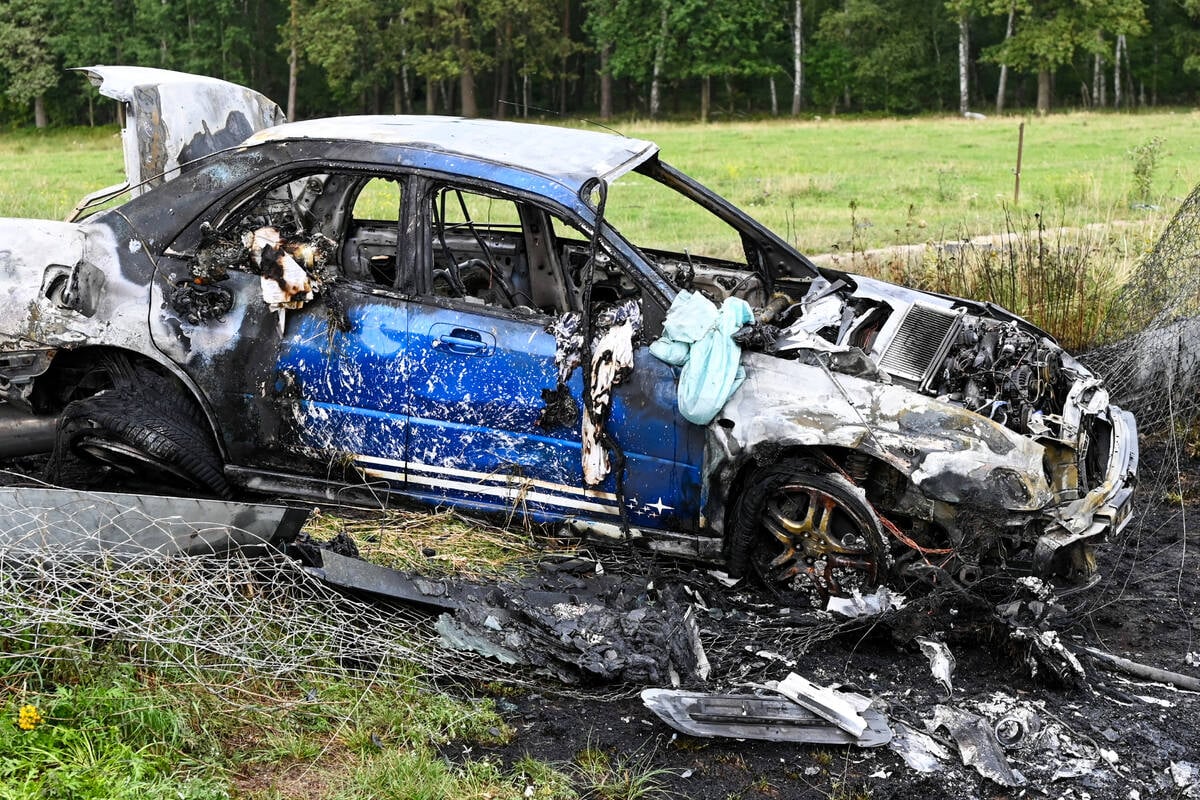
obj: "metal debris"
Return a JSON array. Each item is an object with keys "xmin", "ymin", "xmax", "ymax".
[
  {"xmin": 431, "ymin": 567, "xmax": 706, "ymax": 686},
  {"xmin": 288, "ymin": 541, "xmax": 707, "ymax": 686},
  {"xmin": 825, "ymin": 585, "xmax": 906, "ymax": 617},
  {"xmin": 889, "ymin": 720, "xmax": 951, "ymax": 773},
  {"xmin": 293, "ymin": 547, "xmax": 461, "ymax": 612},
  {"xmin": 1008, "ymin": 627, "xmax": 1086, "ymax": 686},
  {"xmin": 641, "ymin": 682, "xmax": 891, "ymax": 747},
  {"xmin": 916, "ymin": 637, "xmax": 956, "ymax": 697},
  {"xmin": 1172, "ymin": 761, "xmax": 1200, "ymax": 798},
  {"xmin": 926, "ymin": 705, "xmax": 1025, "ymax": 787},
  {"xmin": 771, "ymin": 672, "xmax": 871, "ymax": 738},
  {"xmin": 993, "ymin": 707, "xmax": 1041, "ymax": 749}
]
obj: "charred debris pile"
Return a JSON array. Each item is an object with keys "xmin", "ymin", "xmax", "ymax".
[{"xmin": 0, "ymin": 482, "xmax": 1197, "ymax": 796}]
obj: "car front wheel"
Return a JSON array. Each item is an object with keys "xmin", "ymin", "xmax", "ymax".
[{"xmin": 729, "ymin": 458, "xmax": 889, "ymax": 603}]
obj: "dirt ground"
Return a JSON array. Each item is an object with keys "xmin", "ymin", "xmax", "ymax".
[{"xmin": 467, "ymin": 441, "xmax": 1200, "ymax": 800}]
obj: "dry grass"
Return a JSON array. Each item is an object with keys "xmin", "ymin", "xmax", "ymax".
[
  {"xmin": 302, "ymin": 507, "xmax": 579, "ymax": 579},
  {"xmin": 842, "ymin": 214, "xmax": 1164, "ymax": 351}
]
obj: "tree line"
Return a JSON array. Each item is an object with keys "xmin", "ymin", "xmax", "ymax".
[{"xmin": 0, "ymin": 0, "xmax": 1196, "ymax": 128}]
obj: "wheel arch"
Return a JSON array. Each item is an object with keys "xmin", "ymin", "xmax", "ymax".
[
  {"xmin": 32, "ymin": 345, "xmax": 228, "ymax": 461},
  {"xmin": 715, "ymin": 442, "xmax": 913, "ymax": 555},
  {"xmin": 720, "ymin": 448, "xmax": 891, "ymax": 591}
]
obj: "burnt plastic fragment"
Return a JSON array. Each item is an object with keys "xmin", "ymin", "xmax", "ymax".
[
  {"xmin": 292, "ymin": 530, "xmax": 360, "ymax": 565},
  {"xmin": 438, "ymin": 577, "xmax": 707, "ymax": 686},
  {"xmin": 731, "ymin": 322, "xmax": 780, "ymax": 352},
  {"xmin": 169, "ymin": 281, "xmax": 234, "ymax": 324},
  {"xmin": 538, "ymin": 384, "xmax": 579, "ymax": 429}
]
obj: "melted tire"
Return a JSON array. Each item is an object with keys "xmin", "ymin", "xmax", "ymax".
[{"xmin": 57, "ymin": 374, "xmax": 229, "ymax": 498}]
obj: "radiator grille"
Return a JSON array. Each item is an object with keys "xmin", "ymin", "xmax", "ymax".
[{"xmin": 877, "ymin": 304, "xmax": 961, "ymax": 386}]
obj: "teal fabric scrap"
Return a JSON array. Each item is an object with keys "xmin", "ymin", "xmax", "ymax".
[{"xmin": 649, "ymin": 290, "xmax": 754, "ymax": 424}]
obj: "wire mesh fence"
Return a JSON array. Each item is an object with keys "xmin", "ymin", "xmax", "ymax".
[
  {"xmin": 1083, "ymin": 183, "xmax": 1200, "ymax": 436},
  {"xmin": 0, "ymin": 484, "xmax": 551, "ymax": 701}
]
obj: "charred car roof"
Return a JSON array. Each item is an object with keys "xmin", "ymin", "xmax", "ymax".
[{"xmin": 246, "ymin": 117, "xmax": 659, "ymax": 193}]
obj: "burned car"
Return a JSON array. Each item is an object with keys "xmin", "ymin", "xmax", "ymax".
[{"xmin": 0, "ymin": 67, "xmax": 1136, "ymax": 601}]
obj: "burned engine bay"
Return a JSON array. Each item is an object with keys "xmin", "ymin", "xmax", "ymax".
[
  {"xmin": 661, "ymin": 254, "xmax": 1137, "ymax": 591},
  {"xmin": 773, "ymin": 277, "xmax": 1086, "ymax": 439},
  {"xmin": 682, "ymin": 262, "xmax": 1088, "ymax": 441}
]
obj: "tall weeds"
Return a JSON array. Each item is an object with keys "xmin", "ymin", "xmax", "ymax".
[{"xmin": 869, "ymin": 213, "xmax": 1145, "ymax": 352}]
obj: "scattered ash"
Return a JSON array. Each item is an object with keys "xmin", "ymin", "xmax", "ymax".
[{"xmin": 462, "ymin": 441, "xmax": 1200, "ymax": 800}]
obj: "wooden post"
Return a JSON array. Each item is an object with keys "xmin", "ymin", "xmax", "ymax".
[{"xmin": 1013, "ymin": 122, "xmax": 1025, "ymax": 204}]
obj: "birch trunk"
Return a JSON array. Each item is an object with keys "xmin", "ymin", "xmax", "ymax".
[
  {"xmin": 791, "ymin": 0, "xmax": 803, "ymax": 115},
  {"xmin": 600, "ymin": 42, "xmax": 613, "ymax": 120},
  {"xmin": 401, "ymin": 57, "xmax": 411, "ymax": 114},
  {"xmin": 995, "ymin": 3, "xmax": 1013, "ymax": 114},
  {"xmin": 958, "ymin": 14, "xmax": 969, "ymax": 115},
  {"xmin": 286, "ymin": 0, "xmax": 298, "ymax": 120},
  {"xmin": 1114, "ymin": 35, "xmax": 1124, "ymax": 109},
  {"xmin": 650, "ymin": 5, "xmax": 668, "ymax": 119}
]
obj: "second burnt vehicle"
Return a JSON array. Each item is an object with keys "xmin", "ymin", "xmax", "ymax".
[{"xmin": 0, "ymin": 67, "xmax": 1136, "ymax": 601}]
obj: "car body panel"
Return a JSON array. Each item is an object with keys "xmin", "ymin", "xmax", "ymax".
[
  {"xmin": 81, "ymin": 65, "xmax": 285, "ymax": 196},
  {"xmin": 246, "ymin": 116, "xmax": 658, "ymax": 191},
  {"xmin": 401, "ymin": 302, "xmax": 697, "ymax": 530}
]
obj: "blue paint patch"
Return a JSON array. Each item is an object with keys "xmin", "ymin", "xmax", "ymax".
[{"xmin": 275, "ymin": 269, "xmax": 701, "ymax": 532}]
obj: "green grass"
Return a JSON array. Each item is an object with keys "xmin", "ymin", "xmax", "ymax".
[
  {"xmin": 605, "ymin": 111, "xmax": 1200, "ymax": 256},
  {"xmin": 3, "ymin": 111, "xmax": 1199, "ymax": 253},
  {"xmin": 0, "ymin": 651, "xmax": 515, "ymax": 800},
  {"xmin": 0, "ymin": 127, "xmax": 126, "ymax": 220},
  {"xmin": 0, "ymin": 673, "xmax": 224, "ymax": 800}
]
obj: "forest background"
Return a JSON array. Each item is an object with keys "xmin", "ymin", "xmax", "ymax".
[{"xmin": 0, "ymin": 0, "xmax": 1197, "ymax": 128}]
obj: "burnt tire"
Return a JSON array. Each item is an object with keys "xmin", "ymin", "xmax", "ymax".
[
  {"xmin": 56, "ymin": 375, "xmax": 229, "ymax": 498},
  {"xmin": 727, "ymin": 458, "xmax": 889, "ymax": 602}
]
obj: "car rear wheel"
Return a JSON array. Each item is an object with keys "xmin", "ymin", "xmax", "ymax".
[
  {"xmin": 729, "ymin": 459, "xmax": 889, "ymax": 602},
  {"xmin": 56, "ymin": 367, "xmax": 230, "ymax": 498}
]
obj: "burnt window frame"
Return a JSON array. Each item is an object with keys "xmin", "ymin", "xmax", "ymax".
[
  {"xmin": 164, "ymin": 160, "xmax": 418, "ymax": 296},
  {"xmin": 401, "ymin": 171, "xmax": 673, "ymax": 325}
]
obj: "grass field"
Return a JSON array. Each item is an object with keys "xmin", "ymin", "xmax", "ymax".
[
  {"xmin": 611, "ymin": 111, "xmax": 1200, "ymax": 256},
  {"xmin": 2, "ymin": 111, "xmax": 1198, "ymax": 255}
]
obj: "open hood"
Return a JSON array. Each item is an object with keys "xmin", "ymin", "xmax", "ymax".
[{"xmin": 80, "ymin": 66, "xmax": 285, "ymax": 197}]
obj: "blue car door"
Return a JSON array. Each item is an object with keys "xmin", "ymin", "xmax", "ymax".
[
  {"xmin": 401, "ymin": 181, "xmax": 700, "ymax": 531},
  {"xmin": 276, "ymin": 294, "xmax": 411, "ymax": 479}
]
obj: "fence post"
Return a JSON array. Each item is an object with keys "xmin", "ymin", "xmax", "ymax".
[{"xmin": 1014, "ymin": 122, "xmax": 1025, "ymax": 204}]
